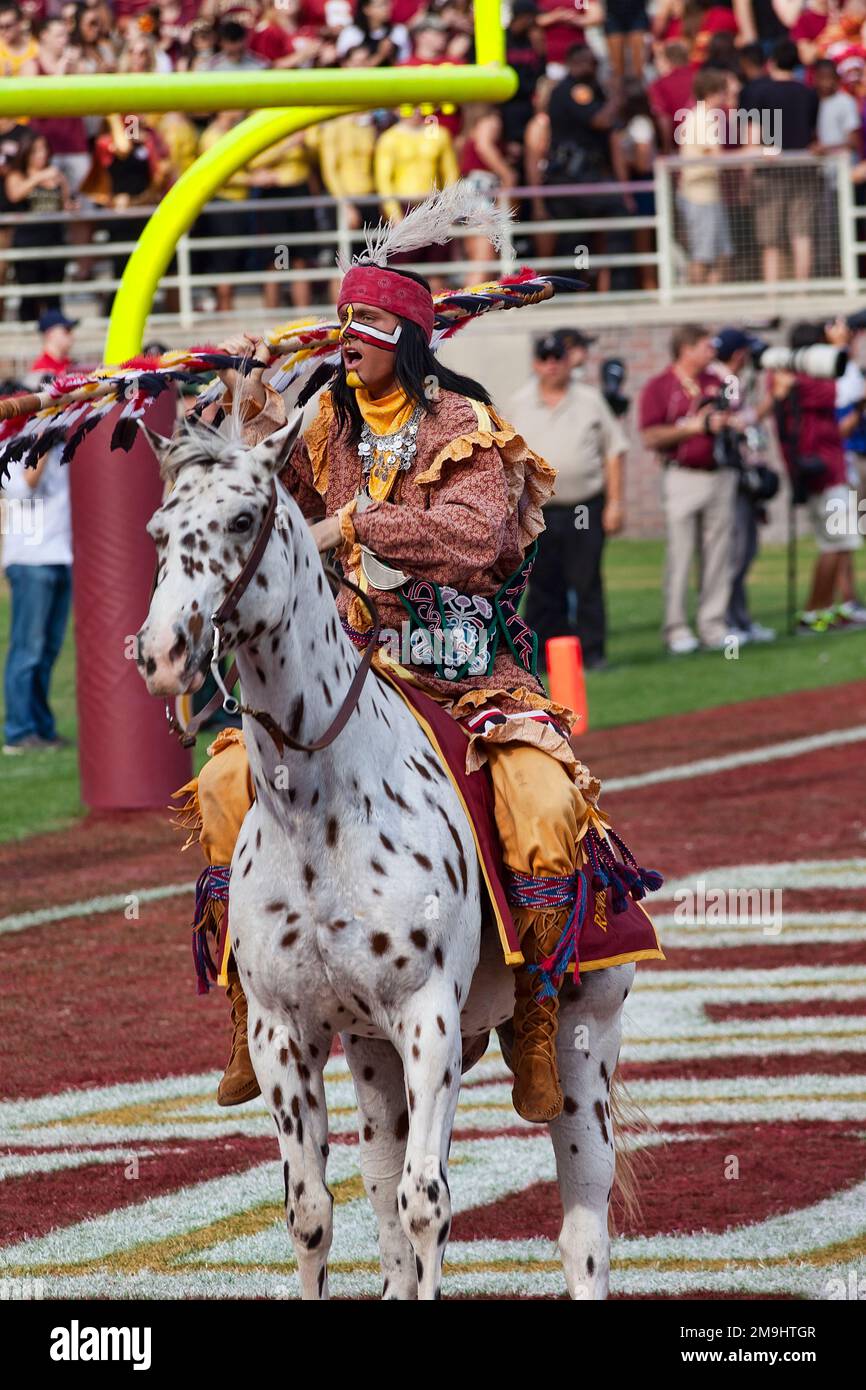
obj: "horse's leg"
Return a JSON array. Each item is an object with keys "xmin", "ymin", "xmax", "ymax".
[
  {"xmin": 342, "ymin": 1034, "xmax": 418, "ymax": 1300},
  {"xmin": 395, "ymin": 986, "xmax": 462, "ymax": 1301},
  {"xmin": 250, "ymin": 1004, "xmax": 333, "ymax": 1300},
  {"xmin": 550, "ymin": 962, "xmax": 635, "ymax": 1300}
]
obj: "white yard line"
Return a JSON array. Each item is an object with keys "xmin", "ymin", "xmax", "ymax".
[
  {"xmin": 604, "ymin": 723, "xmax": 866, "ymax": 794},
  {"xmin": 0, "ymin": 882, "xmax": 195, "ymax": 936}
]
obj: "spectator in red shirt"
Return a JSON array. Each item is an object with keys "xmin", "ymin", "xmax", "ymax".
[
  {"xmin": 26, "ymin": 19, "xmax": 91, "ymax": 198},
  {"xmin": 298, "ymin": 0, "xmax": 354, "ymax": 29},
  {"xmin": 535, "ymin": 0, "xmax": 602, "ymax": 75},
  {"xmin": 682, "ymin": 0, "xmax": 740, "ymax": 63},
  {"xmin": 791, "ymin": 0, "xmax": 830, "ymax": 66},
  {"xmin": 249, "ymin": 0, "xmax": 320, "ymax": 67},
  {"xmin": 654, "ymin": 0, "xmax": 741, "ymax": 59},
  {"xmin": 648, "ymin": 39, "xmax": 697, "ymax": 150},
  {"xmin": 29, "ymin": 308, "xmax": 78, "ymax": 378},
  {"xmin": 639, "ymin": 323, "xmax": 739, "ymax": 653}
]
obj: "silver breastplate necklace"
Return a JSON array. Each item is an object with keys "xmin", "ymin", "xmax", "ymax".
[
  {"xmin": 357, "ymin": 404, "xmax": 423, "ymax": 488},
  {"xmin": 353, "ymin": 405, "xmax": 424, "ymax": 590}
]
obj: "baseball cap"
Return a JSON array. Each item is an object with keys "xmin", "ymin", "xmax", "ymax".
[
  {"xmin": 39, "ymin": 309, "xmax": 78, "ymax": 333},
  {"xmin": 846, "ymin": 308, "xmax": 866, "ymax": 333},
  {"xmin": 712, "ymin": 327, "xmax": 760, "ymax": 362},
  {"xmin": 556, "ymin": 327, "xmax": 596, "ymax": 350},
  {"xmin": 534, "ymin": 333, "xmax": 566, "ymax": 360}
]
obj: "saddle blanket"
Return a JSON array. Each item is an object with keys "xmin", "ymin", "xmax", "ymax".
[{"xmin": 377, "ymin": 668, "xmax": 664, "ymax": 974}]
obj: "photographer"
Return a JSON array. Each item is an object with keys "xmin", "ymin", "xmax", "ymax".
[
  {"xmin": 827, "ymin": 314, "xmax": 866, "ymax": 625},
  {"xmin": 769, "ymin": 321, "xmax": 865, "ymax": 633},
  {"xmin": 639, "ymin": 324, "xmax": 738, "ymax": 655},
  {"xmin": 512, "ymin": 332, "xmax": 626, "ymax": 672},
  {"xmin": 710, "ymin": 328, "xmax": 779, "ymax": 644}
]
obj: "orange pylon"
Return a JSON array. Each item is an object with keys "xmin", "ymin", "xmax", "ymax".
[{"xmin": 546, "ymin": 636, "xmax": 588, "ymax": 736}]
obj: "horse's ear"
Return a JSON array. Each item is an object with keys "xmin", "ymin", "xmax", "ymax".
[
  {"xmin": 249, "ymin": 413, "xmax": 304, "ymax": 477},
  {"xmin": 137, "ymin": 421, "xmax": 175, "ymax": 472}
]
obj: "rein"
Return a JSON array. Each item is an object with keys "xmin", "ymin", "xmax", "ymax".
[{"xmin": 164, "ymin": 480, "xmax": 381, "ymax": 754}]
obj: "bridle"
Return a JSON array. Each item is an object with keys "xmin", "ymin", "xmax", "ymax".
[{"xmin": 162, "ymin": 479, "xmax": 381, "ymax": 753}]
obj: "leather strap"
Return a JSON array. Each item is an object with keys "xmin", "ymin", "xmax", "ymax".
[
  {"xmin": 166, "ymin": 660, "xmax": 239, "ymax": 749},
  {"xmin": 211, "ymin": 485, "xmax": 279, "ymax": 632},
  {"xmin": 163, "ymin": 480, "xmax": 382, "ymax": 754},
  {"xmin": 237, "ymin": 566, "xmax": 380, "ymax": 754}
]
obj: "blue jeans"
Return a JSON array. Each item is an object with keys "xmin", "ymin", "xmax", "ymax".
[{"xmin": 3, "ymin": 564, "xmax": 72, "ymax": 744}]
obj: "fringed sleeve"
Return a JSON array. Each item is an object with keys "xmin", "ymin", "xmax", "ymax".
[{"xmin": 415, "ymin": 401, "xmax": 556, "ymax": 552}]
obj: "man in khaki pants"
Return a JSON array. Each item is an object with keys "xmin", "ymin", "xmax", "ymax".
[{"xmin": 639, "ymin": 324, "xmax": 738, "ymax": 653}]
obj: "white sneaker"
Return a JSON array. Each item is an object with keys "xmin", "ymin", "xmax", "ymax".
[
  {"xmin": 747, "ymin": 622, "xmax": 776, "ymax": 642},
  {"xmin": 836, "ymin": 602, "xmax": 866, "ymax": 626},
  {"xmin": 668, "ymin": 632, "xmax": 700, "ymax": 655}
]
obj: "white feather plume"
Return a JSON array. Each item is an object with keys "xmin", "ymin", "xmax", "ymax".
[{"xmin": 336, "ymin": 180, "xmax": 511, "ymax": 272}]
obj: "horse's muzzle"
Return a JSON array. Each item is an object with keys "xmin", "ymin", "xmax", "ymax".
[{"xmin": 136, "ymin": 623, "xmax": 209, "ymax": 698}]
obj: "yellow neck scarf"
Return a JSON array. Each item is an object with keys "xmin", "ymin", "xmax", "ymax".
[{"xmin": 354, "ymin": 383, "xmax": 415, "ymax": 502}]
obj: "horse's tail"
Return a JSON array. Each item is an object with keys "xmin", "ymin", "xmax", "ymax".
[{"xmin": 608, "ymin": 1065, "xmax": 657, "ymax": 1235}]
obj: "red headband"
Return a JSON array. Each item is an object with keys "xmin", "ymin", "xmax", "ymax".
[{"xmin": 337, "ymin": 265, "xmax": 435, "ymax": 343}]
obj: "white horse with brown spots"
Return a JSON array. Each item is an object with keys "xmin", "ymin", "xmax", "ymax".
[{"xmin": 136, "ymin": 413, "xmax": 635, "ymax": 1300}]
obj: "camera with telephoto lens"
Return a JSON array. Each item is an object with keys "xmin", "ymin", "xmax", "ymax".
[
  {"xmin": 703, "ymin": 390, "xmax": 779, "ymax": 502},
  {"xmin": 748, "ymin": 340, "xmax": 847, "ymax": 379}
]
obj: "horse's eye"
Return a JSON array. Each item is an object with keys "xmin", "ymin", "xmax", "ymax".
[{"xmin": 228, "ymin": 512, "xmax": 254, "ymax": 534}]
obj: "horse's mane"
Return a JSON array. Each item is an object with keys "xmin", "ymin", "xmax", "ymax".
[{"xmin": 160, "ymin": 371, "xmax": 259, "ymax": 483}]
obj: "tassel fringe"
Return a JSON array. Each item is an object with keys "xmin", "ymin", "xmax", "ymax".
[
  {"xmin": 191, "ymin": 864, "xmax": 231, "ymax": 995},
  {"xmin": 582, "ymin": 825, "xmax": 664, "ymax": 915},
  {"xmin": 170, "ymin": 778, "xmax": 203, "ymax": 851},
  {"xmin": 505, "ymin": 823, "xmax": 663, "ymax": 1001}
]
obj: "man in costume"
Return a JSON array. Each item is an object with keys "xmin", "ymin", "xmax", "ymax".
[{"xmin": 178, "ymin": 189, "xmax": 660, "ymax": 1125}]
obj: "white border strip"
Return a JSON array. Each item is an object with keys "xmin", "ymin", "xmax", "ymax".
[
  {"xmin": 604, "ymin": 724, "xmax": 866, "ymax": 794},
  {"xmin": 0, "ymin": 882, "xmax": 195, "ymax": 936}
]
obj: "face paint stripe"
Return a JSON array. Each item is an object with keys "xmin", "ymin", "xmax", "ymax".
[{"xmin": 340, "ymin": 305, "xmax": 403, "ymax": 352}]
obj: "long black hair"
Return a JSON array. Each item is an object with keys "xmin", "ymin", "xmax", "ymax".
[{"xmin": 328, "ymin": 267, "xmax": 493, "ymax": 443}]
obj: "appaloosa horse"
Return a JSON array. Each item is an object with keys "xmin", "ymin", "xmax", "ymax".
[{"xmin": 136, "ymin": 412, "xmax": 635, "ymax": 1301}]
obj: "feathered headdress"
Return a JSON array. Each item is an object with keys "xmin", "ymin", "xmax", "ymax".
[{"xmin": 337, "ymin": 180, "xmax": 511, "ymax": 273}]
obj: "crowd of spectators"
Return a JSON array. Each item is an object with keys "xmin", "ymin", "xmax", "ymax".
[{"xmin": 3, "ymin": 0, "xmax": 866, "ymax": 315}]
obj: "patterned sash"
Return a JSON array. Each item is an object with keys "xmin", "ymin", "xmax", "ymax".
[{"xmin": 397, "ymin": 541, "xmax": 539, "ymax": 682}]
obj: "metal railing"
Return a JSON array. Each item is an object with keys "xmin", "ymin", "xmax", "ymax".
[{"xmin": 0, "ymin": 153, "xmax": 860, "ymax": 341}]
